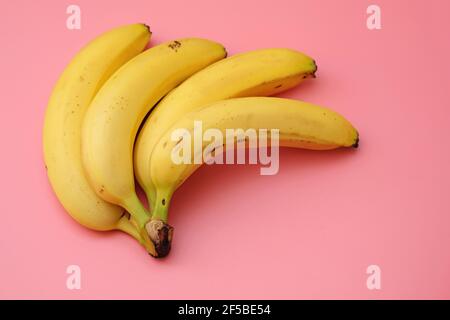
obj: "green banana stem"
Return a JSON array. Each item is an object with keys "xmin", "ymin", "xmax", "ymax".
[
  {"xmin": 119, "ymin": 194, "xmax": 160, "ymax": 256},
  {"xmin": 116, "ymin": 214, "xmax": 156, "ymax": 255},
  {"xmin": 121, "ymin": 194, "xmax": 151, "ymax": 229},
  {"xmin": 151, "ymin": 189, "xmax": 171, "ymax": 222},
  {"xmin": 145, "ymin": 188, "xmax": 157, "ymax": 212},
  {"xmin": 116, "ymin": 213, "xmax": 140, "ymax": 240},
  {"xmin": 145, "ymin": 189, "xmax": 174, "ymax": 258}
]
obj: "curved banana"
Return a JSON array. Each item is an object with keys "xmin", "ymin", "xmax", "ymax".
[
  {"xmin": 135, "ymin": 48, "xmax": 317, "ymax": 209},
  {"xmin": 149, "ymin": 97, "xmax": 359, "ymax": 256},
  {"xmin": 81, "ymin": 38, "xmax": 227, "ymax": 256},
  {"xmin": 43, "ymin": 24, "xmax": 151, "ymax": 247}
]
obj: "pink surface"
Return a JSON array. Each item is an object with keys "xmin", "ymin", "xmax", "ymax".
[{"xmin": 1, "ymin": 0, "xmax": 449, "ymax": 299}]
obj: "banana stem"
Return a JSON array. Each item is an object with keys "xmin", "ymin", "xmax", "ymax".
[
  {"xmin": 116, "ymin": 214, "xmax": 157, "ymax": 256},
  {"xmin": 145, "ymin": 189, "xmax": 157, "ymax": 212},
  {"xmin": 120, "ymin": 194, "xmax": 162, "ymax": 257},
  {"xmin": 121, "ymin": 194, "xmax": 151, "ymax": 229},
  {"xmin": 151, "ymin": 200, "xmax": 169, "ymax": 223},
  {"xmin": 145, "ymin": 189, "xmax": 174, "ymax": 258},
  {"xmin": 151, "ymin": 189, "xmax": 173, "ymax": 221},
  {"xmin": 116, "ymin": 213, "xmax": 141, "ymax": 240}
]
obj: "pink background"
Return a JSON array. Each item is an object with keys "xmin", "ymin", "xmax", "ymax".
[{"xmin": 1, "ymin": 0, "xmax": 449, "ymax": 299}]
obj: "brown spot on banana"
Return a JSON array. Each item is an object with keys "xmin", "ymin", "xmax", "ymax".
[{"xmin": 168, "ymin": 40, "xmax": 182, "ymax": 52}]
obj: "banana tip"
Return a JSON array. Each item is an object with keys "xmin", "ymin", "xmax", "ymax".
[
  {"xmin": 141, "ymin": 23, "xmax": 152, "ymax": 34},
  {"xmin": 311, "ymin": 60, "xmax": 318, "ymax": 78},
  {"xmin": 352, "ymin": 135, "xmax": 359, "ymax": 148},
  {"xmin": 223, "ymin": 47, "xmax": 228, "ymax": 58}
]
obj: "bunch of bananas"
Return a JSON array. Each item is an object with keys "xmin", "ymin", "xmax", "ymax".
[{"xmin": 43, "ymin": 24, "xmax": 359, "ymax": 258}]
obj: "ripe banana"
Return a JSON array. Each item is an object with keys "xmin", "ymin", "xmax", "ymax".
[
  {"xmin": 149, "ymin": 97, "xmax": 359, "ymax": 256},
  {"xmin": 81, "ymin": 38, "xmax": 227, "ymax": 257},
  {"xmin": 43, "ymin": 24, "xmax": 152, "ymax": 248},
  {"xmin": 135, "ymin": 48, "xmax": 317, "ymax": 210}
]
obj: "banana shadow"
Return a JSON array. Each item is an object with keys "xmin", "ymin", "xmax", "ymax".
[{"xmin": 168, "ymin": 146, "xmax": 358, "ymax": 226}]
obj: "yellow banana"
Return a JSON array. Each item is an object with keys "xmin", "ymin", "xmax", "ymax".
[
  {"xmin": 81, "ymin": 38, "xmax": 227, "ymax": 256},
  {"xmin": 43, "ymin": 24, "xmax": 151, "ymax": 247},
  {"xmin": 149, "ymin": 97, "xmax": 359, "ymax": 256},
  {"xmin": 135, "ymin": 48, "xmax": 317, "ymax": 209}
]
